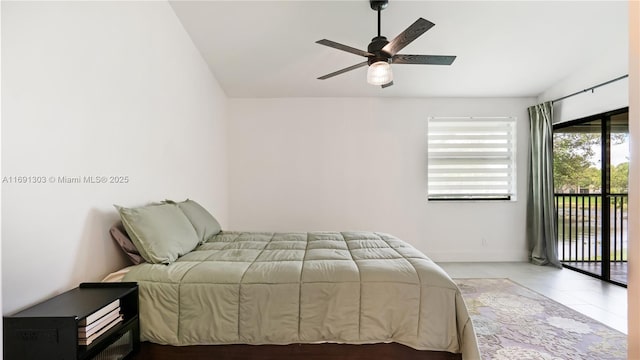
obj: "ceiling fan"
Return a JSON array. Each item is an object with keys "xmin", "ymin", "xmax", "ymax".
[{"xmin": 316, "ymin": 0, "xmax": 456, "ymax": 88}]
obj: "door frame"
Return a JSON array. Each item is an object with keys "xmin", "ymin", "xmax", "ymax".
[{"xmin": 553, "ymin": 107, "xmax": 629, "ymax": 287}]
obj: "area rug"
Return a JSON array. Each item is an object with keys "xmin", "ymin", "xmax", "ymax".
[{"xmin": 455, "ymin": 278, "xmax": 626, "ymax": 360}]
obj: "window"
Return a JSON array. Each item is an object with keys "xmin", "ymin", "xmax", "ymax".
[{"xmin": 427, "ymin": 117, "xmax": 516, "ymax": 200}]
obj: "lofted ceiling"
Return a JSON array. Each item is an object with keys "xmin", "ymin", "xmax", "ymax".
[{"xmin": 169, "ymin": 1, "xmax": 628, "ymax": 98}]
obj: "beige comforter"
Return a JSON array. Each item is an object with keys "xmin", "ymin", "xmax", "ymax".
[{"xmin": 123, "ymin": 231, "xmax": 480, "ymax": 359}]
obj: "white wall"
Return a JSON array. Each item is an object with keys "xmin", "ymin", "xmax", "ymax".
[
  {"xmin": 1, "ymin": 2, "xmax": 228, "ymax": 314},
  {"xmin": 544, "ymin": 77, "xmax": 628, "ymax": 124},
  {"xmin": 627, "ymin": 1, "xmax": 639, "ymax": 358},
  {"xmin": 0, "ymin": 1, "xmax": 3, "ymax": 353},
  {"xmin": 228, "ymin": 97, "xmax": 535, "ymax": 262},
  {"xmin": 537, "ymin": 14, "xmax": 628, "ymax": 123}
]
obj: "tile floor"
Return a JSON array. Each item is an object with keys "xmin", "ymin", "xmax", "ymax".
[{"xmin": 438, "ymin": 262, "xmax": 628, "ymax": 334}]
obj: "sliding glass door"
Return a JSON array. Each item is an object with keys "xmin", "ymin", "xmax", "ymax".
[{"xmin": 553, "ymin": 108, "xmax": 629, "ymax": 286}]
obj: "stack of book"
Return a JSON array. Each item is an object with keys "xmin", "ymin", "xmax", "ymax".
[{"xmin": 77, "ymin": 299, "xmax": 123, "ymax": 346}]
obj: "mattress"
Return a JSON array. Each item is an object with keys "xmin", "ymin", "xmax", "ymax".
[{"xmin": 121, "ymin": 231, "xmax": 479, "ymax": 359}]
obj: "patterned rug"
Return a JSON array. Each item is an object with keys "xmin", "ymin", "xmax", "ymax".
[{"xmin": 455, "ymin": 278, "xmax": 626, "ymax": 360}]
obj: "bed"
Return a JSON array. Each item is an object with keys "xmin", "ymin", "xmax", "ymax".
[{"xmin": 109, "ymin": 200, "xmax": 480, "ymax": 360}]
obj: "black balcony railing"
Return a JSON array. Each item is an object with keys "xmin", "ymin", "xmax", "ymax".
[{"xmin": 554, "ymin": 193, "xmax": 628, "ymax": 284}]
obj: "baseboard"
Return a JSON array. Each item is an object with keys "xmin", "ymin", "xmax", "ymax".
[{"xmin": 427, "ymin": 251, "xmax": 529, "ymax": 263}]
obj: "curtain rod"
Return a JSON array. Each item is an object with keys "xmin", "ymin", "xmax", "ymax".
[{"xmin": 551, "ymin": 74, "xmax": 629, "ymax": 104}]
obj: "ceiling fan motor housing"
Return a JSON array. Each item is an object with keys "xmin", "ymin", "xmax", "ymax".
[
  {"xmin": 367, "ymin": 36, "xmax": 391, "ymax": 65},
  {"xmin": 370, "ymin": 0, "xmax": 388, "ymax": 11}
]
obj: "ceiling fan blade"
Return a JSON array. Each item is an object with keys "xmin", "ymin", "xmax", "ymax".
[
  {"xmin": 316, "ymin": 39, "xmax": 373, "ymax": 57},
  {"xmin": 318, "ymin": 61, "xmax": 369, "ymax": 80},
  {"xmin": 382, "ymin": 18, "xmax": 435, "ymax": 56},
  {"xmin": 381, "ymin": 81, "xmax": 394, "ymax": 89},
  {"xmin": 392, "ymin": 54, "xmax": 456, "ymax": 65}
]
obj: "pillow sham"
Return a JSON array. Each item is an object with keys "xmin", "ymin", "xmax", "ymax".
[
  {"xmin": 115, "ymin": 203, "xmax": 200, "ymax": 264},
  {"xmin": 165, "ymin": 199, "xmax": 221, "ymax": 244},
  {"xmin": 109, "ymin": 221, "xmax": 145, "ymax": 265}
]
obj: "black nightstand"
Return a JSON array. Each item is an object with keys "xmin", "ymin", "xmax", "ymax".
[{"xmin": 3, "ymin": 282, "xmax": 139, "ymax": 360}]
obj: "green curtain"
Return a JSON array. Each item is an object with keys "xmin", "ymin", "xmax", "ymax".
[{"xmin": 527, "ymin": 102, "xmax": 562, "ymax": 267}]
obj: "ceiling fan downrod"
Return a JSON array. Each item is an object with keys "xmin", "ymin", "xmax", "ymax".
[
  {"xmin": 368, "ymin": 0, "xmax": 390, "ymax": 66},
  {"xmin": 370, "ymin": 0, "xmax": 388, "ymax": 37}
]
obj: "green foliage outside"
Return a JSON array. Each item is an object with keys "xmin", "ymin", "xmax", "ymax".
[
  {"xmin": 611, "ymin": 162, "xmax": 629, "ymax": 193},
  {"xmin": 553, "ymin": 133, "xmax": 597, "ymax": 192},
  {"xmin": 553, "ymin": 133, "xmax": 628, "ymax": 193}
]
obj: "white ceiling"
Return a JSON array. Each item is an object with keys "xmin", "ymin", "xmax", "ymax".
[{"xmin": 169, "ymin": 1, "xmax": 628, "ymax": 98}]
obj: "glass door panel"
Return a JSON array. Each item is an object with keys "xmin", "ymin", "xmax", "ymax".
[
  {"xmin": 608, "ymin": 112, "xmax": 629, "ymax": 284},
  {"xmin": 553, "ymin": 120, "xmax": 602, "ymax": 278},
  {"xmin": 553, "ymin": 108, "xmax": 629, "ymax": 286}
]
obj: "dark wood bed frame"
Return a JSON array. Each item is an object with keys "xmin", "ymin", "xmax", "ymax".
[{"xmin": 133, "ymin": 342, "xmax": 462, "ymax": 360}]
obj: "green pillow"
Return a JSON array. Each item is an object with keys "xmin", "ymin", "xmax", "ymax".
[
  {"xmin": 166, "ymin": 199, "xmax": 222, "ymax": 244},
  {"xmin": 115, "ymin": 203, "xmax": 200, "ymax": 264}
]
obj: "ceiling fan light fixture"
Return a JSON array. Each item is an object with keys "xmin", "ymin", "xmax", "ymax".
[{"xmin": 367, "ymin": 61, "xmax": 393, "ymax": 86}]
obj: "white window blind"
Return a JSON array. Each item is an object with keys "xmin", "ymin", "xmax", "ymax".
[{"xmin": 427, "ymin": 117, "xmax": 516, "ymax": 200}]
